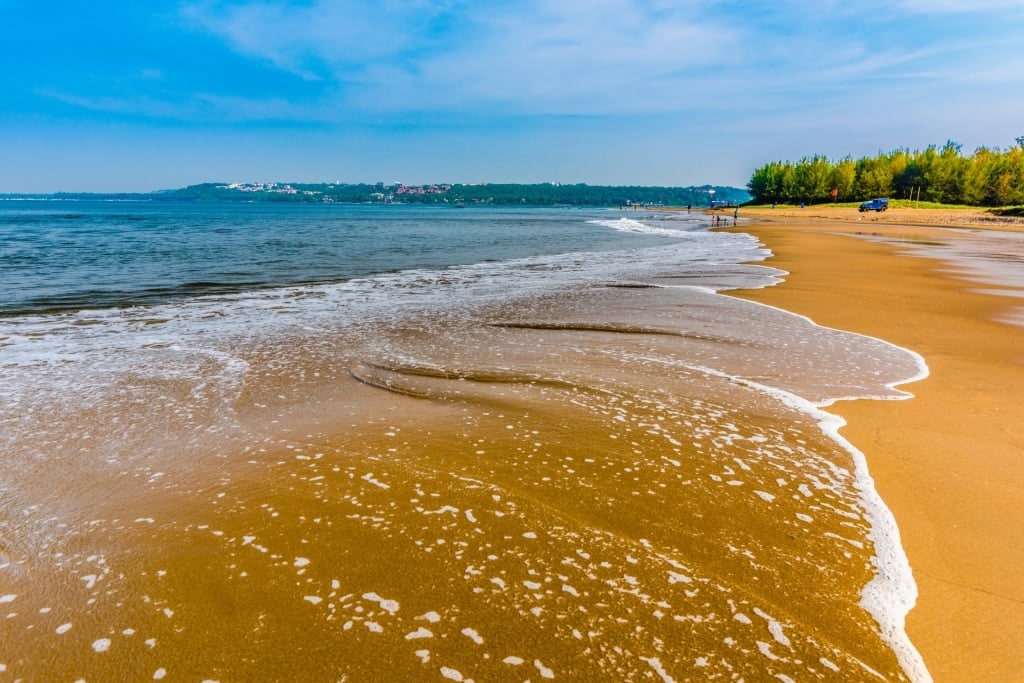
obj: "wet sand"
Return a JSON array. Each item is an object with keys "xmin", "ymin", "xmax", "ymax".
[
  {"xmin": 727, "ymin": 211, "xmax": 1024, "ymax": 681},
  {"xmin": 1, "ymin": 239, "xmax": 926, "ymax": 681}
]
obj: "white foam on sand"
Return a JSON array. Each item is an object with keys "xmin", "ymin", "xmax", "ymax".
[
  {"xmin": 440, "ymin": 666, "xmax": 465, "ymax": 681},
  {"xmin": 461, "ymin": 627, "xmax": 484, "ymax": 644},
  {"xmin": 362, "ymin": 592, "xmax": 399, "ymax": 615},
  {"xmin": 405, "ymin": 627, "xmax": 433, "ymax": 640},
  {"xmin": 666, "ymin": 356, "xmax": 932, "ymax": 683},
  {"xmin": 642, "ymin": 656, "xmax": 677, "ymax": 683},
  {"xmin": 534, "ymin": 659, "xmax": 555, "ymax": 679}
]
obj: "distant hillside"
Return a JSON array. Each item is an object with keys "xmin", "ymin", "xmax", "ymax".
[
  {"xmin": 159, "ymin": 182, "xmax": 750, "ymax": 207},
  {"xmin": 2, "ymin": 182, "xmax": 750, "ymax": 207}
]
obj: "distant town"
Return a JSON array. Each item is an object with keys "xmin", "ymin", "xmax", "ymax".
[{"xmin": 224, "ymin": 181, "xmax": 455, "ymax": 201}]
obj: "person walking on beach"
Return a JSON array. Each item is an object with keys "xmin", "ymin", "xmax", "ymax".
[{"xmin": 733, "ymin": 207, "xmax": 738, "ymax": 225}]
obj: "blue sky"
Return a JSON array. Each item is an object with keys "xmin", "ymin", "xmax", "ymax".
[{"xmin": 2, "ymin": 1, "xmax": 1023, "ymax": 192}]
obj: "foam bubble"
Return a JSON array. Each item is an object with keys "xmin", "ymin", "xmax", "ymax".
[
  {"xmin": 440, "ymin": 666, "xmax": 464, "ymax": 681},
  {"xmin": 405, "ymin": 627, "xmax": 433, "ymax": 640},
  {"xmin": 461, "ymin": 627, "xmax": 484, "ymax": 644},
  {"xmin": 363, "ymin": 592, "xmax": 399, "ymax": 615}
]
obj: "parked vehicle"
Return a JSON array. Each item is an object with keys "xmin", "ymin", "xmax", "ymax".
[{"xmin": 858, "ymin": 198, "xmax": 889, "ymax": 212}]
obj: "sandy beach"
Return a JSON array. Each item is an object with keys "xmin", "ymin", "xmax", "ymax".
[
  {"xmin": 2, "ymin": 204, "xmax": 939, "ymax": 682},
  {"xmin": 4, "ymin": 202, "xmax": 1020, "ymax": 681},
  {"xmin": 728, "ymin": 208, "xmax": 1024, "ymax": 681}
]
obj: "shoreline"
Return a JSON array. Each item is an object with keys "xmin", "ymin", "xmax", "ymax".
[
  {"xmin": 3, "ymin": 204, "xmax": 1019, "ymax": 680},
  {"xmin": 726, "ymin": 214, "xmax": 1024, "ymax": 681},
  {"xmin": 2, "ymin": 208, "xmax": 926, "ymax": 681}
]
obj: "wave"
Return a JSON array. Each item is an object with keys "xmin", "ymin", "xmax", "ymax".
[{"xmin": 588, "ymin": 216, "xmax": 705, "ymax": 238}]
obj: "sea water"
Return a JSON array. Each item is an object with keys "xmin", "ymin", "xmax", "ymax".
[{"xmin": 0, "ymin": 201, "xmax": 928, "ymax": 681}]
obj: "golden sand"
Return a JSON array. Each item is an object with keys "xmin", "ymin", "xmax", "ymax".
[
  {"xmin": 727, "ymin": 209, "xmax": 1024, "ymax": 681},
  {"xmin": 2, "ymin": 256, "xmax": 922, "ymax": 681}
]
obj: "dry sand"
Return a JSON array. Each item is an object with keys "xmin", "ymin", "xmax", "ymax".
[{"xmin": 725, "ymin": 208, "xmax": 1024, "ymax": 681}]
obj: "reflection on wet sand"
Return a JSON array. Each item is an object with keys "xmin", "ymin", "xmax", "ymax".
[{"xmin": 0, "ymin": 278, "xmax": 924, "ymax": 681}]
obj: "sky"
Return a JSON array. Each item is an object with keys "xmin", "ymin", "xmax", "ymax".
[{"xmin": 2, "ymin": 0, "xmax": 1023, "ymax": 192}]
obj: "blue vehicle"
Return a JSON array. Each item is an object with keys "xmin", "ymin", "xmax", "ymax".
[{"xmin": 858, "ymin": 198, "xmax": 889, "ymax": 212}]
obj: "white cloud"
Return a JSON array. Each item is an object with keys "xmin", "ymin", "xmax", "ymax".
[
  {"xmin": 181, "ymin": 0, "xmax": 460, "ymax": 79},
  {"xmin": 53, "ymin": 0, "xmax": 1021, "ymax": 127},
  {"xmin": 403, "ymin": 2, "xmax": 739, "ymax": 112},
  {"xmin": 181, "ymin": 0, "xmax": 743, "ymax": 114},
  {"xmin": 895, "ymin": 0, "xmax": 1024, "ymax": 13}
]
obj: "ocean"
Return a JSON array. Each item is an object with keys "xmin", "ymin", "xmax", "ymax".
[{"xmin": 0, "ymin": 201, "xmax": 928, "ymax": 681}]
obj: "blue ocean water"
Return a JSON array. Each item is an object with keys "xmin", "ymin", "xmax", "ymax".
[{"xmin": 0, "ymin": 201, "xmax": 686, "ymax": 315}]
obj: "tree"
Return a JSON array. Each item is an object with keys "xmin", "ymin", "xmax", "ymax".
[
  {"xmin": 748, "ymin": 161, "xmax": 791, "ymax": 203},
  {"xmin": 804, "ymin": 155, "xmax": 834, "ymax": 203},
  {"xmin": 830, "ymin": 157, "xmax": 857, "ymax": 200},
  {"xmin": 748, "ymin": 138, "xmax": 1024, "ymax": 208},
  {"xmin": 855, "ymin": 156, "xmax": 893, "ymax": 198},
  {"xmin": 925, "ymin": 141, "xmax": 968, "ymax": 204},
  {"xmin": 887, "ymin": 149, "xmax": 918, "ymax": 199}
]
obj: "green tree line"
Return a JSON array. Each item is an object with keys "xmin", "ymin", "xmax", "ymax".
[{"xmin": 748, "ymin": 139, "xmax": 1024, "ymax": 206}]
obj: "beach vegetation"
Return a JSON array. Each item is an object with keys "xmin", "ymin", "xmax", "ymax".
[{"xmin": 748, "ymin": 138, "xmax": 1024, "ymax": 207}]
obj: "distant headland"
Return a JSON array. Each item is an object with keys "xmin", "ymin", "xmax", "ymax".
[{"xmin": 0, "ymin": 181, "xmax": 750, "ymax": 208}]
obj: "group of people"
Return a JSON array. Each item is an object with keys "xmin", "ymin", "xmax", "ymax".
[
  {"xmin": 686, "ymin": 204, "xmax": 740, "ymax": 226},
  {"xmin": 710, "ymin": 208, "xmax": 739, "ymax": 226}
]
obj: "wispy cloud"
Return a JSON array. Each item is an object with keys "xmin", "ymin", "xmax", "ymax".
[
  {"xmin": 180, "ymin": 0, "xmax": 463, "ymax": 80},
  {"xmin": 36, "ymin": 89, "xmax": 195, "ymax": 119},
  {"xmin": 180, "ymin": 0, "xmax": 746, "ymax": 115},
  {"xmin": 36, "ymin": 87, "xmax": 334, "ymax": 123},
  {"xmin": 895, "ymin": 0, "xmax": 1024, "ymax": 13},
  {"xmin": 23, "ymin": 1, "xmax": 1024, "ymax": 150},
  {"xmin": 176, "ymin": 0, "xmax": 1024, "ymax": 122}
]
